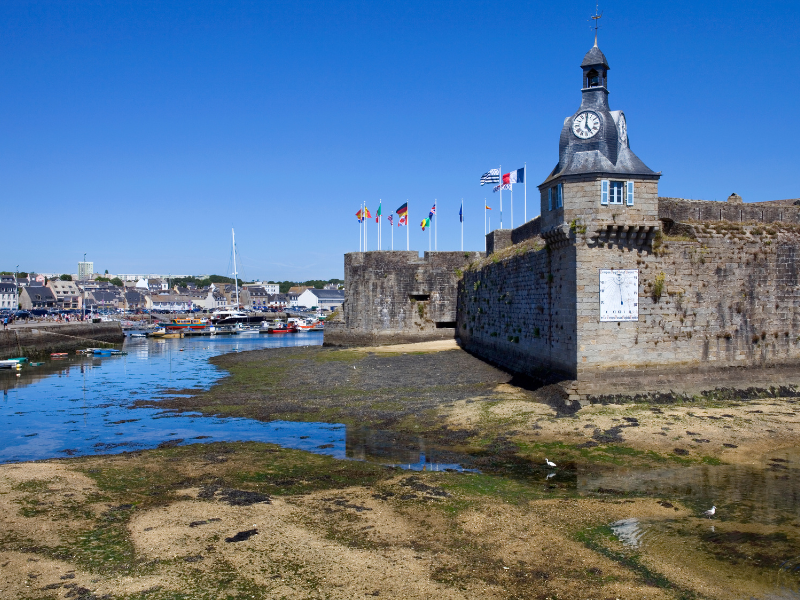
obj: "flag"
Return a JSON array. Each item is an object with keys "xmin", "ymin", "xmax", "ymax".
[
  {"xmin": 502, "ymin": 168, "xmax": 525, "ymax": 185},
  {"xmin": 421, "ymin": 217, "xmax": 430, "ymax": 231},
  {"xmin": 355, "ymin": 209, "xmax": 363, "ymax": 222},
  {"xmin": 396, "ymin": 202, "xmax": 408, "ymax": 216},
  {"xmin": 493, "ymin": 183, "xmax": 511, "ymax": 192},
  {"xmin": 459, "ymin": 203, "xmax": 463, "ymax": 223},
  {"xmin": 485, "ymin": 205, "xmax": 492, "ymax": 210},
  {"xmin": 399, "ymin": 215, "xmax": 407, "ymax": 226},
  {"xmin": 430, "ymin": 203, "xmax": 436, "ymax": 215},
  {"xmin": 364, "ymin": 207, "xmax": 372, "ymax": 219},
  {"xmin": 429, "ymin": 210, "xmax": 434, "ymax": 219},
  {"xmin": 388, "ymin": 214, "xmax": 394, "ymax": 226},
  {"xmin": 375, "ymin": 203, "xmax": 382, "ymax": 223},
  {"xmin": 480, "ymin": 169, "xmax": 500, "ymax": 185}
]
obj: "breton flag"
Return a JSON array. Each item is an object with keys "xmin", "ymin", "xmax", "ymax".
[
  {"xmin": 421, "ymin": 217, "xmax": 431, "ymax": 231},
  {"xmin": 493, "ymin": 183, "xmax": 511, "ymax": 192},
  {"xmin": 375, "ymin": 203, "xmax": 382, "ymax": 223},
  {"xmin": 388, "ymin": 214, "xmax": 394, "ymax": 226},
  {"xmin": 503, "ymin": 168, "xmax": 525, "ymax": 185},
  {"xmin": 480, "ymin": 169, "xmax": 500, "ymax": 185}
]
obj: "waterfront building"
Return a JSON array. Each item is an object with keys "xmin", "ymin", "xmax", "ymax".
[
  {"xmin": 0, "ymin": 280, "xmax": 18, "ymax": 310},
  {"xmin": 147, "ymin": 294, "xmax": 194, "ymax": 312},
  {"xmin": 19, "ymin": 286, "xmax": 57, "ymax": 310},
  {"xmin": 47, "ymin": 280, "xmax": 83, "ymax": 310},
  {"xmin": 296, "ymin": 288, "xmax": 345, "ymax": 311}
]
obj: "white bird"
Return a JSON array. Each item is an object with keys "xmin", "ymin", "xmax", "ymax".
[
  {"xmin": 703, "ymin": 505, "xmax": 716, "ymax": 518},
  {"xmin": 545, "ymin": 458, "xmax": 557, "ymax": 468},
  {"xmin": 546, "ymin": 472, "xmax": 556, "ymax": 480}
]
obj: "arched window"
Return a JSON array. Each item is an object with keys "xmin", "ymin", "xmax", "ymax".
[{"xmin": 587, "ymin": 69, "xmax": 600, "ymax": 87}]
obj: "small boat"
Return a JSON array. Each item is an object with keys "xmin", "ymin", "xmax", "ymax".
[
  {"xmin": 148, "ymin": 327, "xmax": 166, "ymax": 337},
  {"xmin": 29, "ymin": 362, "xmax": 45, "ymax": 366},
  {"xmin": 129, "ymin": 332, "xmax": 147, "ymax": 338},
  {"xmin": 51, "ymin": 353, "xmax": 68, "ymax": 359},
  {"xmin": 5, "ymin": 357, "xmax": 28, "ymax": 364},
  {"xmin": 0, "ymin": 359, "xmax": 22, "ymax": 370},
  {"xmin": 261, "ymin": 320, "xmax": 298, "ymax": 334},
  {"xmin": 92, "ymin": 349, "xmax": 127, "ymax": 356}
]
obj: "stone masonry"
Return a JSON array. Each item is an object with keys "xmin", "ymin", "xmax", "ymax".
[{"xmin": 324, "ymin": 250, "xmax": 483, "ymax": 347}]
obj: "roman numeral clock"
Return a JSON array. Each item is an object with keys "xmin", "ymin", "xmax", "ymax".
[{"xmin": 599, "ymin": 270, "xmax": 639, "ymax": 321}]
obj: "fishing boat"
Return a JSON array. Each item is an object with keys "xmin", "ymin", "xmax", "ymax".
[
  {"xmin": 296, "ymin": 318, "xmax": 324, "ymax": 332},
  {"xmin": 260, "ymin": 320, "xmax": 297, "ymax": 334},
  {"xmin": 148, "ymin": 327, "xmax": 166, "ymax": 337}
]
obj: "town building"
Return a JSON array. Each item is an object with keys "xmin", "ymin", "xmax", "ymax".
[
  {"xmin": 19, "ymin": 285, "xmax": 57, "ymax": 310},
  {"xmin": 147, "ymin": 294, "xmax": 194, "ymax": 312},
  {"xmin": 77, "ymin": 261, "xmax": 94, "ymax": 281},
  {"xmin": 47, "ymin": 280, "xmax": 83, "ymax": 310},
  {"xmin": 0, "ymin": 279, "xmax": 18, "ymax": 310},
  {"xmin": 296, "ymin": 288, "xmax": 345, "ymax": 311},
  {"xmin": 123, "ymin": 290, "xmax": 148, "ymax": 311},
  {"xmin": 244, "ymin": 282, "xmax": 279, "ymax": 294},
  {"xmin": 85, "ymin": 289, "xmax": 122, "ymax": 311}
]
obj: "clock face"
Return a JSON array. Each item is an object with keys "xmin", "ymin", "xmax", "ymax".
[
  {"xmin": 617, "ymin": 114, "xmax": 628, "ymax": 146},
  {"xmin": 572, "ymin": 111, "xmax": 601, "ymax": 139},
  {"xmin": 599, "ymin": 269, "xmax": 639, "ymax": 322}
]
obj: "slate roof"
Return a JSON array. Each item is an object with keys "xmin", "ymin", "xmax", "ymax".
[
  {"xmin": 581, "ymin": 45, "xmax": 609, "ymax": 68},
  {"xmin": 306, "ymin": 289, "xmax": 345, "ymax": 300}
]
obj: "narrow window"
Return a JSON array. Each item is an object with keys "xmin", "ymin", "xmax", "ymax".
[
  {"xmin": 587, "ymin": 69, "xmax": 600, "ymax": 87},
  {"xmin": 548, "ymin": 187, "xmax": 553, "ymax": 211},
  {"xmin": 626, "ymin": 181, "xmax": 634, "ymax": 206},
  {"xmin": 610, "ymin": 181, "xmax": 624, "ymax": 204},
  {"xmin": 557, "ymin": 183, "xmax": 563, "ymax": 208},
  {"xmin": 601, "ymin": 180, "xmax": 609, "ymax": 205}
]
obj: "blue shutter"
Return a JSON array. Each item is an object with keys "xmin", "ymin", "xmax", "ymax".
[
  {"xmin": 557, "ymin": 183, "xmax": 563, "ymax": 208},
  {"xmin": 626, "ymin": 181, "xmax": 634, "ymax": 205},
  {"xmin": 601, "ymin": 180, "xmax": 609, "ymax": 205},
  {"xmin": 548, "ymin": 188, "xmax": 553, "ymax": 211}
]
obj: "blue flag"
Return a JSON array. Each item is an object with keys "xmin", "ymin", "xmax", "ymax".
[{"xmin": 459, "ymin": 203, "xmax": 463, "ymax": 223}]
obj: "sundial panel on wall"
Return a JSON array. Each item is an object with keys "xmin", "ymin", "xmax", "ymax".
[{"xmin": 599, "ymin": 270, "xmax": 639, "ymax": 322}]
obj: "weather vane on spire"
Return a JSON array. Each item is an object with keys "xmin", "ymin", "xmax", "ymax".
[{"xmin": 591, "ymin": 4, "xmax": 603, "ymax": 47}]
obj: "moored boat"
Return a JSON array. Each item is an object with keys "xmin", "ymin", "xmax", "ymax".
[
  {"xmin": 0, "ymin": 359, "xmax": 22, "ymax": 369},
  {"xmin": 51, "ymin": 353, "xmax": 68, "ymax": 358},
  {"xmin": 162, "ymin": 318, "xmax": 209, "ymax": 331}
]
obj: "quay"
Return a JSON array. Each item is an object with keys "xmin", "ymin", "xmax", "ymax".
[{"xmin": 0, "ymin": 321, "xmax": 124, "ymax": 359}]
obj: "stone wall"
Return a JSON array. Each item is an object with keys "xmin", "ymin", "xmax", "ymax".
[
  {"xmin": 659, "ymin": 197, "xmax": 800, "ymax": 225},
  {"xmin": 456, "ymin": 197, "xmax": 800, "ymax": 398},
  {"xmin": 0, "ymin": 322, "xmax": 124, "ymax": 359},
  {"xmin": 324, "ymin": 251, "xmax": 483, "ymax": 347}
]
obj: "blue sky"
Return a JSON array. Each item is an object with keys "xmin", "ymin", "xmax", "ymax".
[{"xmin": 2, "ymin": 0, "xmax": 798, "ymax": 281}]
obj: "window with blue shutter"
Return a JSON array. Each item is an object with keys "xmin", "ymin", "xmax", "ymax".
[
  {"xmin": 626, "ymin": 181, "xmax": 634, "ymax": 206},
  {"xmin": 601, "ymin": 180, "xmax": 609, "ymax": 205},
  {"xmin": 548, "ymin": 188, "xmax": 553, "ymax": 211},
  {"xmin": 557, "ymin": 183, "xmax": 563, "ymax": 208}
]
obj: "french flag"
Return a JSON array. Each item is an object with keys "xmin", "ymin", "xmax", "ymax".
[{"xmin": 502, "ymin": 168, "xmax": 524, "ymax": 185}]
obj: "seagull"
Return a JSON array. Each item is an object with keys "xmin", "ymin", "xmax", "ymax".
[
  {"xmin": 703, "ymin": 505, "xmax": 716, "ymax": 519},
  {"xmin": 545, "ymin": 458, "xmax": 557, "ymax": 468}
]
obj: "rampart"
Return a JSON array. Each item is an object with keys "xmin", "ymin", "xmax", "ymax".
[
  {"xmin": 457, "ymin": 197, "xmax": 800, "ymax": 399},
  {"xmin": 324, "ymin": 251, "xmax": 484, "ymax": 347},
  {"xmin": 0, "ymin": 322, "xmax": 125, "ymax": 359}
]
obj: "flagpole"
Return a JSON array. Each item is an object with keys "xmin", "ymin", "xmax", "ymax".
[
  {"xmin": 524, "ymin": 162, "xmax": 527, "ymax": 223},
  {"xmin": 365, "ymin": 204, "xmax": 368, "ymax": 252},
  {"xmin": 511, "ymin": 185, "xmax": 514, "ymax": 230},
  {"xmin": 499, "ymin": 164, "xmax": 503, "ymax": 229},
  {"xmin": 379, "ymin": 199, "xmax": 382, "ymax": 251},
  {"xmin": 460, "ymin": 199, "xmax": 463, "ymax": 252},
  {"xmin": 484, "ymin": 198, "xmax": 486, "ymax": 252},
  {"xmin": 391, "ymin": 214, "xmax": 394, "ymax": 251},
  {"xmin": 359, "ymin": 202, "xmax": 363, "ymax": 252},
  {"xmin": 406, "ymin": 200, "xmax": 409, "ymax": 251}
]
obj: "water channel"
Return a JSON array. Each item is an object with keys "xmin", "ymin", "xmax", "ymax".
[{"xmin": 2, "ymin": 333, "xmax": 800, "ymax": 598}]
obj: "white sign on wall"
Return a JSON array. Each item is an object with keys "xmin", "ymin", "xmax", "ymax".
[{"xmin": 599, "ymin": 269, "xmax": 639, "ymax": 322}]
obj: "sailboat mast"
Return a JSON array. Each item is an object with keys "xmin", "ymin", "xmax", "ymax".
[{"xmin": 232, "ymin": 228, "xmax": 240, "ymax": 308}]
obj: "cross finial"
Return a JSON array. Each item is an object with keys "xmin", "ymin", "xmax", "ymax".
[{"xmin": 591, "ymin": 4, "xmax": 603, "ymax": 47}]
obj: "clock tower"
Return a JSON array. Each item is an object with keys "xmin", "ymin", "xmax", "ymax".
[{"xmin": 537, "ymin": 41, "xmax": 661, "ymax": 242}]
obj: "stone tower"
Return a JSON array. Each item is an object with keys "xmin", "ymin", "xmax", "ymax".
[{"xmin": 537, "ymin": 42, "xmax": 661, "ymax": 243}]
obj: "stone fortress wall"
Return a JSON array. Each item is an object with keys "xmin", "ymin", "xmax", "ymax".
[
  {"xmin": 323, "ymin": 250, "xmax": 484, "ymax": 347},
  {"xmin": 457, "ymin": 195, "xmax": 800, "ymax": 399}
]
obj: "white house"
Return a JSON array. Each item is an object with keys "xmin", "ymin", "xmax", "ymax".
[
  {"xmin": 0, "ymin": 279, "xmax": 18, "ymax": 310},
  {"xmin": 147, "ymin": 294, "xmax": 194, "ymax": 312},
  {"xmin": 296, "ymin": 289, "xmax": 345, "ymax": 311}
]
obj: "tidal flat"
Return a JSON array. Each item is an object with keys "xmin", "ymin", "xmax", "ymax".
[{"xmin": 3, "ymin": 341, "xmax": 800, "ymax": 599}]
